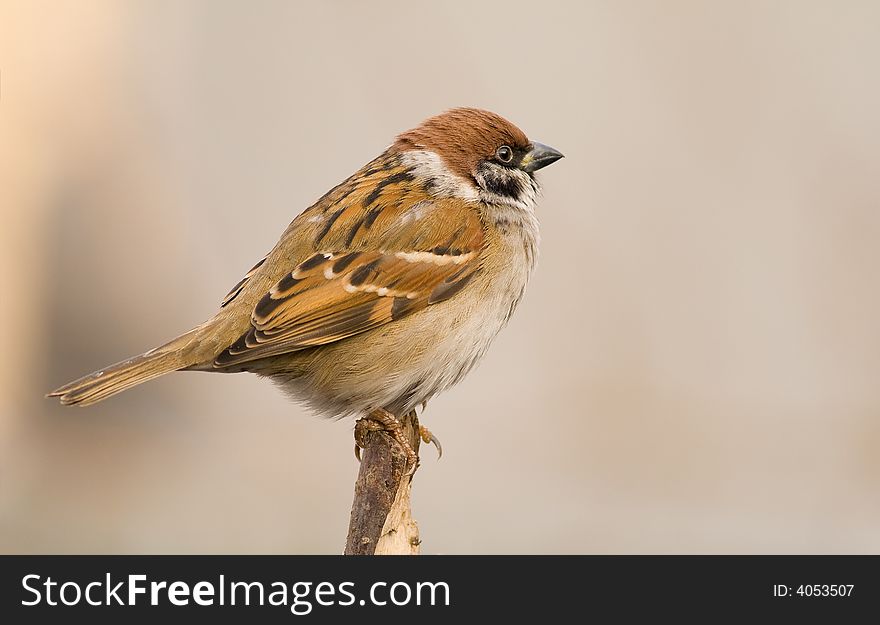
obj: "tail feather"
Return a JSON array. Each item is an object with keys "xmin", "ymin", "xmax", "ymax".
[{"xmin": 47, "ymin": 330, "xmax": 203, "ymax": 406}]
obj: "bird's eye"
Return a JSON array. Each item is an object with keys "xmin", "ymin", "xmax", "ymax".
[{"xmin": 495, "ymin": 145, "xmax": 514, "ymax": 163}]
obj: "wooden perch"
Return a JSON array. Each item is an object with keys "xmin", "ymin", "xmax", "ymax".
[{"xmin": 344, "ymin": 410, "xmax": 421, "ymax": 555}]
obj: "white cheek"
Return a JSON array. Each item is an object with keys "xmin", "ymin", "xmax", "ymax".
[{"xmin": 399, "ymin": 150, "xmax": 479, "ymax": 202}]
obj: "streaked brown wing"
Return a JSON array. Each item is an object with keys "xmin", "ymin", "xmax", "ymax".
[{"xmin": 213, "ymin": 189, "xmax": 484, "ymax": 368}]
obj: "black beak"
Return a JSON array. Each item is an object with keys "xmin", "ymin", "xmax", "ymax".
[{"xmin": 521, "ymin": 142, "xmax": 564, "ymax": 173}]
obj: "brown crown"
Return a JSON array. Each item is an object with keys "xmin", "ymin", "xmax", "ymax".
[{"xmin": 393, "ymin": 108, "xmax": 530, "ymax": 180}]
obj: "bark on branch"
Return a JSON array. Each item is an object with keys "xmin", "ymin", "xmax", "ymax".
[{"xmin": 344, "ymin": 410, "xmax": 421, "ymax": 555}]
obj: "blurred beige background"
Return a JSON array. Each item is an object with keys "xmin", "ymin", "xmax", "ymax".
[{"xmin": 1, "ymin": 0, "xmax": 879, "ymax": 554}]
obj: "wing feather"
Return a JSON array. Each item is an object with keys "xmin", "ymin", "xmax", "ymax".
[{"xmin": 213, "ymin": 153, "xmax": 485, "ymax": 368}]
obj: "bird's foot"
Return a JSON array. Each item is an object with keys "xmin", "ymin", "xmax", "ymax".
[
  {"xmin": 419, "ymin": 425, "xmax": 442, "ymax": 459},
  {"xmin": 354, "ymin": 408, "xmax": 419, "ymax": 473}
]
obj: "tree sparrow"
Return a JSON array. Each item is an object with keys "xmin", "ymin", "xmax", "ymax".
[{"xmin": 48, "ymin": 108, "xmax": 563, "ymax": 465}]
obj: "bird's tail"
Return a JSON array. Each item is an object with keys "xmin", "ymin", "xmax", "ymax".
[{"xmin": 47, "ymin": 328, "xmax": 205, "ymax": 406}]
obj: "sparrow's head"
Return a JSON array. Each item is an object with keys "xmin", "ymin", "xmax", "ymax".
[{"xmin": 393, "ymin": 108, "xmax": 563, "ymax": 209}]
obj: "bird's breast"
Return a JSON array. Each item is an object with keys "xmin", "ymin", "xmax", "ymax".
[
  {"xmin": 387, "ymin": 206, "xmax": 539, "ymax": 405},
  {"xmin": 261, "ymin": 204, "xmax": 540, "ymax": 419}
]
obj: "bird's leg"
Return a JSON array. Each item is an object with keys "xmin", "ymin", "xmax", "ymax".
[
  {"xmin": 414, "ymin": 401, "xmax": 442, "ymax": 459},
  {"xmin": 419, "ymin": 425, "xmax": 443, "ymax": 459},
  {"xmin": 354, "ymin": 408, "xmax": 418, "ymax": 472}
]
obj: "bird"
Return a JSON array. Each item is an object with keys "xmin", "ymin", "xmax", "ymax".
[{"xmin": 48, "ymin": 107, "xmax": 563, "ymax": 467}]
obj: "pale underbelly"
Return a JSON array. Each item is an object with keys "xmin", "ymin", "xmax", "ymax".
[{"xmin": 263, "ymin": 270, "xmax": 526, "ymax": 419}]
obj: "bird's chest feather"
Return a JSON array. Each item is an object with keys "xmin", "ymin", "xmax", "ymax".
[
  {"xmin": 409, "ymin": 206, "xmax": 539, "ymax": 391},
  {"xmin": 268, "ymin": 203, "xmax": 540, "ymax": 418}
]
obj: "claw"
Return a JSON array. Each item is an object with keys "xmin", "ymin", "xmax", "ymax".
[
  {"xmin": 419, "ymin": 425, "xmax": 443, "ymax": 459},
  {"xmin": 354, "ymin": 443, "xmax": 362, "ymax": 463}
]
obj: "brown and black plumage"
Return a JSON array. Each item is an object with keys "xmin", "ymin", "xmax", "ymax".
[{"xmin": 48, "ymin": 108, "xmax": 563, "ymax": 454}]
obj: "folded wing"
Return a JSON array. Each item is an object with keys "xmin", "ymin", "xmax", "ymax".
[{"xmin": 214, "ymin": 190, "xmax": 484, "ymax": 367}]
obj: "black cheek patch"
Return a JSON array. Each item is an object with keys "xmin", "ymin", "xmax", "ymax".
[
  {"xmin": 485, "ymin": 173, "xmax": 523, "ymax": 199},
  {"xmin": 478, "ymin": 163, "xmax": 525, "ymax": 200}
]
